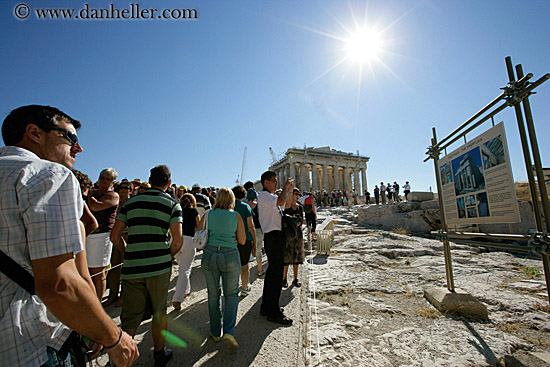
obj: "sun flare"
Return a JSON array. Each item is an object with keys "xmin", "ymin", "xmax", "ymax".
[{"xmin": 345, "ymin": 28, "xmax": 382, "ymax": 64}]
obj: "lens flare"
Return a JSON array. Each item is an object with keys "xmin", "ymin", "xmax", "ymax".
[{"xmin": 161, "ymin": 330, "xmax": 188, "ymax": 348}]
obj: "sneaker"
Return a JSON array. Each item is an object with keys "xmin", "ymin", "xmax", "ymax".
[
  {"xmin": 172, "ymin": 302, "xmax": 181, "ymax": 311},
  {"xmin": 282, "ymin": 279, "xmax": 289, "ymax": 288},
  {"xmin": 239, "ymin": 285, "xmax": 251, "ymax": 296},
  {"xmin": 153, "ymin": 348, "xmax": 173, "ymax": 367},
  {"xmin": 209, "ymin": 332, "xmax": 221, "ymax": 342},
  {"xmin": 223, "ymin": 334, "xmax": 239, "ymax": 350}
]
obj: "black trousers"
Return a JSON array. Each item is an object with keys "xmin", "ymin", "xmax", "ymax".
[
  {"xmin": 305, "ymin": 212, "xmax": 316, "ymax": 233},
  {"xmin": 261, "ymin": 230, "xmax": 285, "ymax": 317}
]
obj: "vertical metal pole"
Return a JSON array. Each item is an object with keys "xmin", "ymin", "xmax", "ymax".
[
  {"xmin": 505, "ymin": 57, "xmax": 544, "ymax": 230},
  {"xmin": 432, "ymin": 127, "xmax": 455, "ymax": 291},
  {"xmin": 516, "ymin": 63, "xmax": 550, "ymax": 304},
  {"xmin": 516, "ymin": 64, "xmax": 550, "ymax": 228}
]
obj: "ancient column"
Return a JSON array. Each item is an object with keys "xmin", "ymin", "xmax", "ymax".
[
  {"xmin": 312, "ymin": 163, "xmax": 319, "ymax": 191},
  {"xmin": 342, "ymin": 166, "xmax": 349, "ymax": 192},
  {"xmin": 300, "ymin": 163, "xmax": 308, "ymax": 191},
  {"xmin": 289, "ymin": 162, "xmax": 296, "ymax": 181},
  {"xmin": 322, "ymin": 164, "xmax": 329, "ymax": 192},
  {"xmin": 333, "ymin": 165, "xmax": 340, "ymax": 190},
  {"xmin": 362, "ymin": 167, "xmax": 368, "ymax": 194}
]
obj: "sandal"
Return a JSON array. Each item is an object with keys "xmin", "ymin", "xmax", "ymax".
[
  {"xmin": 282, "ymin": 279, "xmax": 289, "ymax": 288},
  {"xmin": 257, "ymin": 270, "xmax": 265, "ymax": 277},
  {"xmin": 292, "ymin": 279, "xmax": 302, "ymax": 288}
]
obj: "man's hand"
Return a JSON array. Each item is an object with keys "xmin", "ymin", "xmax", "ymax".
[{"xmin": 106, "ymin": 331, "xmax": 139, "ymax": 367}]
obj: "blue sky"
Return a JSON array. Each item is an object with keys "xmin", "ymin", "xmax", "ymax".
[{"xmin": 1, "ymin": 0, "xmax": 549, "ymax": 193}]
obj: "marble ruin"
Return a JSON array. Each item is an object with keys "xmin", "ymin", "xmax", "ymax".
[{"xmin": 269, "ymin": 146, "xmax": 369, "ymax": 193}]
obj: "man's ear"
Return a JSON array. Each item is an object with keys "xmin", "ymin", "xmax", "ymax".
[{"xmin": 25, "ymin": 124, "xmax": 43, "ymax": 144}]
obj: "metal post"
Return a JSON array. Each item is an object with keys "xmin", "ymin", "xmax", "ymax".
[
  {"xmin": 516, "ymin": 63, "xmax": 550, "ymax": 303},
  {"xmin": 432, "ymin": 127, "xmax": 455, "ymax": 291},
  {"xmin": 516, "ymin": 64, "xmax": 550, "ymax": 229},
  {"xmin": 505, "ymin": 57, "xmax": 543, "ymax": 230}
]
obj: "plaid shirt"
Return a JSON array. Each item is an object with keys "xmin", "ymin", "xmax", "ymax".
[{"xmin": 0, "ymin": 146, "xmax": 84, "ymax": 367}]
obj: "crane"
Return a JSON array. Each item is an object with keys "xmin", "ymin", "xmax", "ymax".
[
  {"xmin": 239, "ymin": 147, "xmax": 247, "ymax": 185},
  {"xmin": 269, "ymin": 147, "xmax": 278, "ymax": 165}
]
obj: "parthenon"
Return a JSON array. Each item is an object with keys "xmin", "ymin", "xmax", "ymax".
[{"xmin": 269, "ymin": 146, "xmax": 369, "ymax": 193}]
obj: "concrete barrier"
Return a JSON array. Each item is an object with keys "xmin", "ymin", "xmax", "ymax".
[{"xmin": 408, "ymin": 191, "xmax": 435, "ymax": 202}]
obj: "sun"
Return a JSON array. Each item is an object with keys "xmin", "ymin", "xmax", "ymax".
[{"xmin": 345, "ymin": 28, "xmax": 382, "ymax": 64}]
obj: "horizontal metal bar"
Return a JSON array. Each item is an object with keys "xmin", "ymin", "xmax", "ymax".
[
  {"xmin": 426, "ymin": 73, "xmax": 549, "ymax": 161},
  {"xmin": 442, "ymin": 238, "xmax": 550, "ymax": 256},
  {"xmin": 436, "ymin": 231, "xmax": 532, "ymax": 241},
  {"xmin": 433, "ymin": 92, "xmax": 506, "ymax": 150}
]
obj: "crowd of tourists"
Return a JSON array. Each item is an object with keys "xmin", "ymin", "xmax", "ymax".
[
  {"xmin": 0, "ymin": 105, "xmax": 316, "ymax": 367},
  {"xmin": 367, "ymin": 181, "xmax": 412, "ymax": 205}
]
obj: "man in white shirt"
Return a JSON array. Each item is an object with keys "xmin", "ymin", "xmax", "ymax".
[
  {"xmin": 0, "ymin": 105, "xmax": 138, "ymax": 366},
  {"xmin": 257, "ymin": 171, "xmax": 294, "ymax": 325},
  {"xmin": 403, "ymin": 181, "xmax": 411, "ymax": 201}
]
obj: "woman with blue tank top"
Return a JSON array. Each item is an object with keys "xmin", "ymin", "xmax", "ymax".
[{"xmin": 200, "ymin": 187, "xmax": 246, "ymax": 350}]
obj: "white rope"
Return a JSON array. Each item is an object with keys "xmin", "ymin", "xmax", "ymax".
[
  {"xmin": 89, "ymin": 262, "xmax": 123, "ymax": 278},
  {"xmin": 306, "ymin": 224, "xmax": 322, "ymax": 366}
]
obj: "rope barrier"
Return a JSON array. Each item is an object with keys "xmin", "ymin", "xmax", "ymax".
[
  {"xmin": 89, "ymin": 262, "xmax": 123, "ymax": 278},
  {"xmin": 306, "ymin": 224, "xmax": 322, "ymax": 366}
]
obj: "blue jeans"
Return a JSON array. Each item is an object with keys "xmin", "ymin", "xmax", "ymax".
[{"xmin": 201, "ymin": 245, "xmax": 241, "ymax": 337}]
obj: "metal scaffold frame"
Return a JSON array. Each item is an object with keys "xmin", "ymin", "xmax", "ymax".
[{"xmin": 425, "ymin": 56, "xmax": 550, "ymax": 304}]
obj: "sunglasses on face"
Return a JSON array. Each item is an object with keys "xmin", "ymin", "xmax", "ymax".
[
  {"xmin": 49, "ymin": 127, "xmax": 79, "ymax": 146},
  {"xmin": 119, "ymin": 186, "xmax": 130, "ymax": 190}
]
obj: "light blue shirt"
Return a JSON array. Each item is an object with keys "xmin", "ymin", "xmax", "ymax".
[
  {"xmin": 0, "ymin": 146, "xmax": 84, "ymax": 367},
  {"xmin": 206, "ymin": 209, "xmax": 238, "ymax": 248}
]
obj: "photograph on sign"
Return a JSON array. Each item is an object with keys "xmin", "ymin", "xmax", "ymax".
[{"xmin": 437, "ymin": 122, "xmax": 520, "ymax": 225}]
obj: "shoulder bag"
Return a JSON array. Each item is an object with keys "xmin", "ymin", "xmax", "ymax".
[{"xmin": 194, "ymin": 210, "xmax": 210, "ymax": 250}]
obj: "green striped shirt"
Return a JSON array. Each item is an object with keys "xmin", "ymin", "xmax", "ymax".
[{"xmin": 117, "ymin": 188, "xmax": 182, "ymax": 279}]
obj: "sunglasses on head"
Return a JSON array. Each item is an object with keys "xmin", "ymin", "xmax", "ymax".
[{"xmin": 49, "ymin": 127, "xmax": 79, "ymax": 146}]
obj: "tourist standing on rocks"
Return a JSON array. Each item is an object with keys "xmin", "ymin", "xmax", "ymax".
[
  {"xmin": 172, "ymin": 193, "xmax": 200, "ymax": 310},
  {"xmin": 258, "ymin": 171, "xmax": 295, "ymax": 325},
  {"xmin": 232, "ymin": 185, "xmax": 257, "ymax": 296},
  {"xmin": 403, "ymin": 181, "xmax": 411, "ymax": 201},
  {"xmin": 0, "ymin": 105, "xmax": 138, "ymax": 366},
  {"xmin": 283, "ymin": 188, "xmax": 306, "ymax": 288},
  {"xmin": 374, "ymin": 185, "xmax": 380, "ymax": 205},
  {"xmin": 191, "ymin": 183, "xmax": 212, "ymax": 218},
  {"xmin": 87, "ymin": 168, "xmax": 119, "ymax": 300},
  {"xmin": 380, "ymin": 182, "xmax": 386, "ymax": 204},
  {"xmin": 393, "ymin": 181, "xmax": 400, "ymax": 202},
  {"xmin": 110, "ymin": 165, "xmax": 183, "ymax": 367},
  {"xmin": 200, "ymin": 187, "xmax": 246, "ymax": 350}
]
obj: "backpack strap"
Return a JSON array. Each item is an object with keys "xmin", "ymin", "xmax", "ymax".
[{"xmin": 0, "ymin": 249, "xmax": 35, "ymax": 294}]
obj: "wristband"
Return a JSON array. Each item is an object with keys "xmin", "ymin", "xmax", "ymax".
[{"xmin": 104, "ymin": 329, "xmax": 123, "ymax": 350}]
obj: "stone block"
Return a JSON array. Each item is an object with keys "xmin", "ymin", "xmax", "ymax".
[
  {"xmin": 408, "ymin": 192, "xmax": 435, "ymax": 202},
  {"xmin": 424, "ymin": 287, "xmax": 488, "ymax": 319},
  {"xmin": 420, "ymin": 200, "xmax": 440, "ymax": 210},
  {"xmin": 504, "ymin": 351, "xmax": 550, "ymax": 367}
]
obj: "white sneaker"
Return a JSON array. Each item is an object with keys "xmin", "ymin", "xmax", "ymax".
[{"xmin": 239, "ymin": 286, "xmax": 251, "ymax": 296}]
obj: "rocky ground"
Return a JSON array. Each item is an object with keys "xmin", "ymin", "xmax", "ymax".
[
  {"xmin": 96, "ymin": 204, "xmax": 550, "ymax": 366},
  {"xmin": 305, "ymin": 205, "xmax": 550, "ymax": 367}
]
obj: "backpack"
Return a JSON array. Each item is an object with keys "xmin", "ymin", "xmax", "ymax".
[{"xmin": 304, "ymin": 196, "xmax": 313, "ymax": 213}]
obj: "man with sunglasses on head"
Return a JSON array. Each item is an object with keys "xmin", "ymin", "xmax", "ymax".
[
  {"xmin": 257, "ymin": 171, "xmax": 295, "ymax": 325},
  {"xmin": 0, "ymin": 105, "xmax": 139, "ymax": 367}
]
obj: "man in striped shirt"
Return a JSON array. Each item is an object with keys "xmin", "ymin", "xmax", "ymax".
[{"xmin": 111, "ymin": 165, "xmax": 183, "ymax": 367}]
